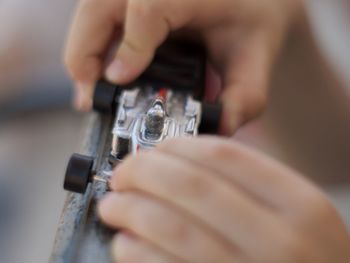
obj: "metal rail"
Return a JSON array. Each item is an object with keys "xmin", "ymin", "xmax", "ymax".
[{"xmin": 51, "ymin": 113, "xmax": 116, "ymax": 263}]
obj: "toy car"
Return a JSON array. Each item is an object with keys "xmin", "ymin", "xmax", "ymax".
[
  {"xmin": 108, "ymin": 86, "xmax": 202, "ymax": 163},
  {"xmin": 63, "ymin": 40, "xmax": 222, "ymax": 194}
]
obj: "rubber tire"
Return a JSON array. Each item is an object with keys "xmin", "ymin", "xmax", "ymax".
[
  {"xmin": 93, "ymin": 79, "xmax": 118, "ymax": 115},
  {"xmin": 64, "ymin": 154, "xmax": 94, "ymax": 194},
  {"xmin": 199, "ymin": 102, "xmax": 222, "ymax": 135}
]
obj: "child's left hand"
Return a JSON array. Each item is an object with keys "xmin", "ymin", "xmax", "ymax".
[{"xmin": 98, "ymin": 137, "xmax": 350, "ymax": 263}]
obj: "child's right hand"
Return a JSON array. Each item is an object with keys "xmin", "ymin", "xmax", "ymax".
[
  {"xmin": 98, "ymin": 137, "xmax": 350, "ymax": 263},
  {"xmin": 64, "ymin": 0, "xmax": 303, "ymax": 134}
]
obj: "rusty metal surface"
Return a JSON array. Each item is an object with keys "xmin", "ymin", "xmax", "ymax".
[{"xmin": 51, "ymin": 113, "xmax": 116, "ymax": 263}]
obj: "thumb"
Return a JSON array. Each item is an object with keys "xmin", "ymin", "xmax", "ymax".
[{"xmin": 105, "ymin": 0, "xmax": 192, "ymax": 84}]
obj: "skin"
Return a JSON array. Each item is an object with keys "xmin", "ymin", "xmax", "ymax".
[
  {"xmin": 98, "ymin": 137, "xmax": 350, "ymax": 262},
  {"xmin": 64, "ymin": 0, "xmax": 303, "ymax": 134},
  {"xmin": 64, "ymin": 0, "xmax": 350, "ymax": 261}
]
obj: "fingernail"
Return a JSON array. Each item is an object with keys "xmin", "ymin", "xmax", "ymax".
[
  {"xmin": 105, "ymin": 59, "xmax": 127, "ymax": 83},
  {"xmin": 74, "ymin": 82, "xmax": 93, "ymax": 111}
]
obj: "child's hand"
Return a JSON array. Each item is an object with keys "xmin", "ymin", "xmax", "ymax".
[
  {"xmin": 64, "ymin": 0, "xmax": 303, "ymax": 134},
  {"xmin": 98, "ymin": 137, "xmax": 350, "ymax": 262}
]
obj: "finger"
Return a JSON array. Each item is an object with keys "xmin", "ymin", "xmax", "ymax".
[
  {"xmin": 222, "ymin": 32, "xmax": 273, "ymax": 133},
  {"xmin": 110, "ymin": 151, "xmax": 281, "ymax": 254},
  {"xmin": 111, "ymin": 232, "xmax": 181, "ymax": 263},
  {"xmin": 98, "ymin": 192, "xmax": 235, "ymax": 263},
  {"xmin": 64, "ymin": 0, "xmax": 126, "ymax": 111},
  {"xmin": 204, "ymin": 63, "xmax": 222, "ymax": 102},
  {"xmin": 206, "ymin": 29, "xmax": 279, "ymax": 134},
  {"xmin": 105, "ymin": 0, "xmax": 195, "ymax": 84},
  {"xmin": 156, "ymin": 137, "xmax": 322, "ymax": 211},
  {"xmin": 104, "ymin": 0, "xmax": 240, "ymax": 84}
]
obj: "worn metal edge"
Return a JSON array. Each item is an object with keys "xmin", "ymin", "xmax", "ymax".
[{"xmin": 50, "ymin": 113, "xmax": 104, "ymax": 263}]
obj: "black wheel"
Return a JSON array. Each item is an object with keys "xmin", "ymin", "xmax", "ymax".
[
  {"xmin": 198, "ymin": 102, "xmax": 222, "ymax": 134},
  {"xmin": 64, "ymin": 154, "xmax": 94, "ymax": 194},
  {"xmin": 93, "ymin": 79, "xmax": 119, "ymax": 115}
]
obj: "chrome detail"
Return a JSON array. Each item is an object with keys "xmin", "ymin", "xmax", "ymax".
[{"xmin": 110, "ymin": 87, "xmax": 201, "ymax": 159}]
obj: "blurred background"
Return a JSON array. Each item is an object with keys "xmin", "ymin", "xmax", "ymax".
[{"xmin": 0, "ymin": 1, "xmax": 349, "ymax": 262}]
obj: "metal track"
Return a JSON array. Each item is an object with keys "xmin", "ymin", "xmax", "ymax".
[{"xmin": 51, "ymin": 113, "xmax": 116, "ymax": 263}]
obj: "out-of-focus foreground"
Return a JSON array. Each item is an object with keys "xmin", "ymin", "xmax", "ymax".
[{"xmin": 0, "ymin": 1, "xmax": 349, "ymax": 263}]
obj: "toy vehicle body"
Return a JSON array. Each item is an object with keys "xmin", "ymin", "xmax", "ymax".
[
  {"xmin": 110, "ymin": 86, "xmax": 201, "ymax": 162},
  {"xmin": 63, "ymin": 39, "xmax": 222, "ymax": 194}
]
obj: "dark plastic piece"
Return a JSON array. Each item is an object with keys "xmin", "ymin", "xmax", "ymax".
[
  {"xmin": 116, "ymin": 137, "xmax": 130, "ymax": 160},
  {"xmin": 199, "ymin": 102, "xmax": 223, "ymax": 134},
  {"xmin": 136, "ymin": 39, "xmax": 206, "ymax": 100},
  {"xmin": 93, "ymin": 79, "xmax": 119, "ymax": 115},
  {"xmin": 64, "ymin": 154, "xmax": 94, "ymax": 194},
  {"xmin": 108, "ymin": 137, "xmax": 130, "ymax": 166},
  {"xmin": 108, "ymin": 154, "xmax": 118, "ymax": 167}
]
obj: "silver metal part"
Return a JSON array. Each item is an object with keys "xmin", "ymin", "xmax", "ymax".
[
  {"xmin": 110, "ymin": 87, "xmax": 202, "ymax": 159},
  {"xmin": 92, "ymin": 175, "xmax": 108, "ymax": 184},
  {"xmin": 92, "ymin": 173, "xmax": 111, "ymax": 191},
  {"xmin": 145, "ymin": 99, "xmax": 166, "ymax": 139}
]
